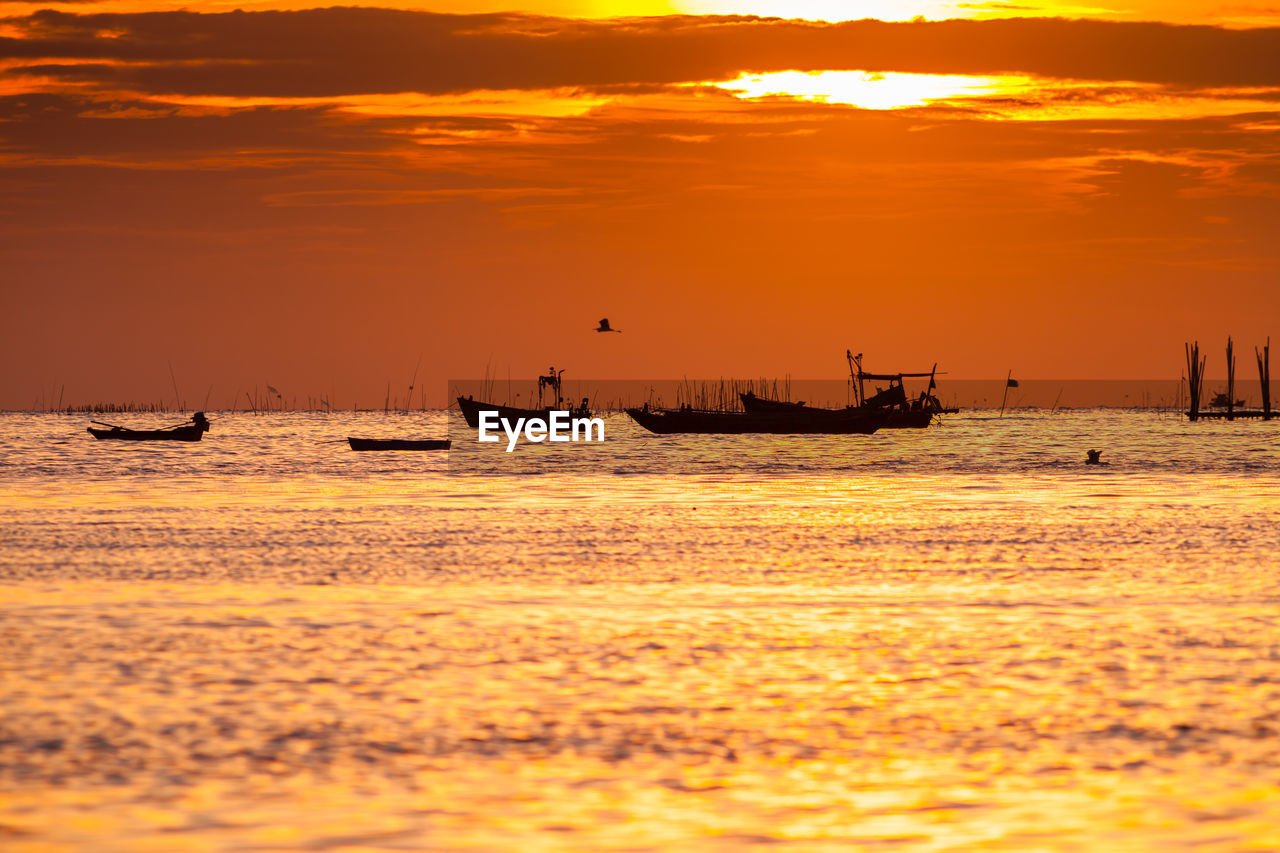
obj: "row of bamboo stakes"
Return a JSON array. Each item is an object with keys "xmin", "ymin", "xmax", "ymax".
[
  {"xmin": 1184, "ymin": 337, "xmax": 1271, "ymax": 421},
  {"xmin": 673, "ymin": 377, "xmax": 793, "ymax": 412}
]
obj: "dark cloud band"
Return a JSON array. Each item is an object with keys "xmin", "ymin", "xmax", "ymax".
[{"xmin": 2, "ymin": 10, "xmax": 1279, "ymax": 97}]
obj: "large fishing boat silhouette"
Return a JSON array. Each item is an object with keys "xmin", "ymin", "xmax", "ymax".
[
  {"xmin": 627, "ymin": 351, "xmax": 955, "ymax": 434},
  {"xmin": 626, "ymin": 403, "xmax": 882, "ymax": 434},
  {"xmin": 740, "ymin": 351, "xmax": 956, "ymax": 429},
  {"xmin": 456, "ymin": 366, "xmax": 591, "ymax": 429}
]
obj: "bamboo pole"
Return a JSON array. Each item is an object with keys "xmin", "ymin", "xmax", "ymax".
[
  {"xmin": 1184, "ymin": 341, "xmax": 1204, "ymax": 421},
  {"xmin": 1267, "ymin": 338, "xmax": 1272, "ymax": 421},
  {"xmin": 1259, "ymin": 337, "xmax": 1272, "ymax": 420},
  {"xmin": 999, "ymin": 370, "xmax": 1011, "ymax": 418},
  {"xmin": 409, "ymin": 357, "xmax": 421, "ymax": 415},
  {"xmin": 1226, "ymin": 337, "xmax": 1236, "ymax": 420},
  {"xmin": 168, "ymin": 360, "xmax": 182, "ymax": 411}
]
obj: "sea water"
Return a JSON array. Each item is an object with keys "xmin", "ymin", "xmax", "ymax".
[{"xmin": 1, "ymin": 410, "xmax": 1278, "ymax": 850}]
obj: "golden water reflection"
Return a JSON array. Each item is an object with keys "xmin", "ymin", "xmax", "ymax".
[
  {"xmin": 3, "ymin": 582, "xmax": 1279, "ymax": 850},
  {"xmin": 2, "ymin": 411, "xmax": 1280, "ymax": 849}
]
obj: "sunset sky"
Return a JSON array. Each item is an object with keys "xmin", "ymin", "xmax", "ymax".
[{"xmin": 1, "ymin": 0, "xmax": 1277, "ymax": 408}]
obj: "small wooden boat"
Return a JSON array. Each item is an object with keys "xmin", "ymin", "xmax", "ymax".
[
  {"xmin": 456, "ymin": 367, "xmax": 591, "ymax": 429},
  {"xmin": 87, "ymin": 417, "xmax": 208, "ymax": 440},
  {"xmin": 347, "ymin": 438, "xmax": 451, "ymax": 451},
  {"xmin": 1208, "ymin": 392, "xmax": 1245, "ymax": 409},
  {"xmin": 456, "ymin": 396, "xmax": 591, "ymax": 428},
  {"xmin": 626, "ymin": 406, "xmax": 880, "ymax": 435},
  {"xmin": 88, "ymin": 425, "xmax": 207, "ymax": 441}
]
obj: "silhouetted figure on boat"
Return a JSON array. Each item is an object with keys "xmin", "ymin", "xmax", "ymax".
[
  {"xmin": 455, "ymin": 373, "xmax": 594, "ymax": 429},
  {"xmin": 538, "ymin": 367, "xmax": 564, "ymax": 407},
  {"xmin": 1086, "ymin": 449, "xmax": 1105, "ymax": 465},
  {"xmin": 88, "ymin": 413, "xmax": 209, "ymax": 442},
  {"xmin": 595, "ymin": 318, "xmax": 621, "ymax": 333}
]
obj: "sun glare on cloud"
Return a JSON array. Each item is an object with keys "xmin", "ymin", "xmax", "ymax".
[
  {"xmin": 673, "ymin": 0, "xmax": 1124, "ymax": 21},
  {"xmin": 678, "ymin": 0, "xmax": 965, "ymax": 21},
  {"xmin": 711, "ymin": 70, "xmax": 1021, "ymax": 110}
]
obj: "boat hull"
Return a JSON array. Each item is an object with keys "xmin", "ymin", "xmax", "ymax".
[
  {"xmin": 626, "ymin": 407, "xmax": 879, "ymax": 435},
  {"xmin": 740, "ymin": 393, "xmax": 938, "ymax": 429},
  {"xmin": 88, "ymin": 425, "xmax": 205, "ymax": 441},
  {"xmin": 456, "ymin": 396, "xmax": 588, "ymax": 429},
  {"xmin": 348, "ymin": 438, "xmax": 451, "ymax": 451}
]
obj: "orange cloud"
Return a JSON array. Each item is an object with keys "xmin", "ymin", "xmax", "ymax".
[
  {"xmin": 0, "ymin": 9, "xmax": 1277, "ymax": 406},
  {"xmin": 3, "ymin": 10, "xmax": 1280, "ymax": 98}
]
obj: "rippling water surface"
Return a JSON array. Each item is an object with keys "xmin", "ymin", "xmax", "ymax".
[{"xmin": 2, "ymin": 410, "xmax": 1279, "ymax": 850}]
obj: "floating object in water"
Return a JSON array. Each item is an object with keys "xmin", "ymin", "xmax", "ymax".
[
  {"xmin": 1208, "ymin": 391, "xmax": 1245, "ymax": 409},
  {"xmin": 626, "ymin": 405, "xmax": 879, "ymax": 435},
  {"xmin": 347, "ymin": 438, "xmax": 451, "ymax": 451},
  {"xmin": 737, "ymin": 354, "xmax": 955, "ymax": 429},
  {"xmin": 456, "ymin": 395, "xmax": 591, "ymax": 429},
  {"xmin": 87, "ymin": 414, "xmax": 210, "ymax": 442},
  {"xmin": 741, "ymin": 391, "xmax": 941, "ymax": 429},
  {"xmin": 1086, "ymin": 449, "xmax": 1106, "ymax": 465}
]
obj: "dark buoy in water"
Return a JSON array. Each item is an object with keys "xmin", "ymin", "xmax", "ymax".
[{"xmin": 1086, "ymin": 449, "xmax": 1104, "ymax": 465}]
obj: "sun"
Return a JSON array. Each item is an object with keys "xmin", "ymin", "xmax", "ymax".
[
  {"xmin": 704, "ymin": 70, "xmax": 1023, "ymax": 110},
  {"xmin": 672, "ymin": 0, "xmax": 975, "ymax": 21}
]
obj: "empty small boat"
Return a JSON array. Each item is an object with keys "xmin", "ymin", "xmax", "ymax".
[
  {"xmin": 347, "ymin": 438, "xmax": 451, "ymax": 451},
  {"xmin": 625, "ymin": 405, "xmax": 880, "ymax": 435}
]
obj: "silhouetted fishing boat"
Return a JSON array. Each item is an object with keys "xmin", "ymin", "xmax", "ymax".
[
  {"xmin": 88, "ymin": 425, "xmax": 207, "ymax": 441},
  {"xmin": 738, "ymin": 352, "xmax": 955, "ymax": 429},
  {"xmin": 740, "ymin": 392, "xmax": 938, "ymax": 429},
  {"xmin": 456, "ymin": 367, "xmax": 590, "ymax": 428},
  {"xmin": 1208, "ymin": 391, "xmax": 1245, "ymax": 409},
  {"xmin": 456, "ymin": 396, "xmax": 591, "ymax": 428},
  {"xmin": 87, "ymin": 413, "xmax": 210, "ymax": 442},
  {"xmin": 347, "ymin": 438, "xmax": 451, "ymax": 451},
  {"xmin": 626, "ymin": 405, "xmax": 880, "ymax": 435}
]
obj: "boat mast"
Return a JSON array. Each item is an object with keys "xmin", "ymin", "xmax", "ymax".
[
  {"xmin": 855, "ymin": 352, "xmax": 867, "ymax": 407},
  {"xmin": 846, "ymin": 350, "xmax": 859, "ymax": 407}
]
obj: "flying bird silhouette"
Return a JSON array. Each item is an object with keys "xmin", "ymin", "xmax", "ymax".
[{"xmin": 595, "ymin": 318, "xmax": 621, "ymax": 333}]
